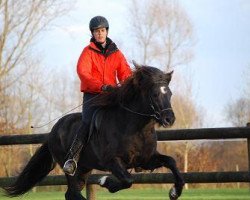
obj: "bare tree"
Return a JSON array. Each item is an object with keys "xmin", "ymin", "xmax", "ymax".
[
  {"xmin": 224, "ymin": 64, "xmax": 250, "ymax": 126},
  {"xmin": 170, "ymin": 74, "xmax": 204, "ymax": 189},
  {"xmin": 243, "ymin": 65, "xmax": 250, "ymax": 99},
  {"xmin": 225, "ymin": 98, "xmax": 250, "ymax": 127},
  {"xmin": 34, "ymin": 68, "xmax": 82, "ymax": 132},
  {"xmin": 0, "ymin": 0, "xmax": 75, "ymax": 133},
  {"xmin": 0, "ymin": 0, "xmax": 75, "ymax": 177},
  {"xmin": 128, "ymin": 0, "xmax": 194, "ymax": 70},
  {"xmin": 0, "ymin": 0, "xmax": 74, "ymax": 81}
]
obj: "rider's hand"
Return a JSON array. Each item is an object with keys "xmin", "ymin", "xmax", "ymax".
[{"xmin": 101, "ymin": 85, "xmax": 115, "ymax": 92}]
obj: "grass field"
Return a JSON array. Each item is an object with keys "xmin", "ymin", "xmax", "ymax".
[{"xmin": 0, "ymin": 188, "xmax": 249, "ymax": 200}]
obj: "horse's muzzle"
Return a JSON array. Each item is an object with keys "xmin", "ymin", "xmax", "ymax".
[{"xmin": 161, "ymin": 110, "xmax": 175, "ymax": 127}]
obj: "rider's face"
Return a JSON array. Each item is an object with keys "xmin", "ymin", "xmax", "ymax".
[{"xmin": 92, "ymin": 28, "xmax": 108, "ymax": 44}]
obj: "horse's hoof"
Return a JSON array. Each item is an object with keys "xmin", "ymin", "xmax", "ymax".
[
  {"xmin": 169, "ymin": 186, "xmax": 179, "ymax": 200},
  {"xmin": 98, "ymin": 176, "xmax": 108, "ymax": 186}
]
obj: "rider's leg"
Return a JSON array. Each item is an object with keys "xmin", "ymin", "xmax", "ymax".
[
  {"xmin": 63, "ymin": 93, "xmax": 98, "ymax": 176},
  {"xmin": 63, "ymin": 123, "xmax": 88, "ymax": 176}
]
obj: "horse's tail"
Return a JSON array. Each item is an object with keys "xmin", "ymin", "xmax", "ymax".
[{"xmin": 3, "ymin": 141, "xmax": 55, "ymax": 197}]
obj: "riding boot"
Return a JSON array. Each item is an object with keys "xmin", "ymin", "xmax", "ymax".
[{"xmin": 63, "ymin": 137, "xmax": 83, "ymax": 176}]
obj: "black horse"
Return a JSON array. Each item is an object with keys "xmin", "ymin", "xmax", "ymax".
[{"xmin": 3, "ymin": 62, "xmax": 184, "ymax": 200}]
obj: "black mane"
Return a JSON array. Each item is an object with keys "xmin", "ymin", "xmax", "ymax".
[{"xmin": 90, "ymin": 66, "xmax": 167, "ymax": 107}]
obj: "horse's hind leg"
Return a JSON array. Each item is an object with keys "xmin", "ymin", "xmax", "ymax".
[
  {"xmin": 142, "ymin": 153, "xmax": 185, "ymax": 200},
  {"xmin": 99, "ymin": 158, "xmax": 133, "ymax": 193},
  {"xmin": 65, "ymin": 169, "xmax": 91, "ymax": 200}
]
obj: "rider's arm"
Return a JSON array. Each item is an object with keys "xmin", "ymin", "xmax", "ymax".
[
  {"xmin": 77, "ymin": 48, "xmax": 103, "ymax": 93},
  {"xmin": 116, "ymin": 51, "xmax": 132, "ymax": 82}
]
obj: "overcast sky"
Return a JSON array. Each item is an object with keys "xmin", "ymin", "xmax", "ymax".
[
  {"xmin": 38, "ymin": 0, "xmax": 250, "ymax": 128},
  {"xmin": 179, "ymin": 0, "xmax": 250, "ymax": 127}
]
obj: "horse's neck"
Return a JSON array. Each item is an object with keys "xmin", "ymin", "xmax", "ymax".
[
  {"xmin": 123, "ymin": 97, "xmax": 155, "ymax": 132},
  {"xmin": 126, "ymin": 95, "xmax": 151, "ymax": 113}
]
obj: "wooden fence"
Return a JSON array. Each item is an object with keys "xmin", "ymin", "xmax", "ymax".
[{"xmin": 0, "ymin": 125, "xmax": 250, "ymax": 199}]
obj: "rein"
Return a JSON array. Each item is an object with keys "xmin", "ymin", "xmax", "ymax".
[
  {"xmin": 119, "ymin": 96, "xmax": 172, "ymax": 121},
  {"xmin": 119, "ymin": 103, "xmax": 156, "ymax": 118}
]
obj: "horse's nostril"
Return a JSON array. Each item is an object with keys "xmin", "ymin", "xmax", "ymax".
[
  {"xmin": 161, "ymin": 110, "xmax": 175, "ymax": 126},
  {"xmin": 166, "ymin": 115, "xmax": 175, "ymax": 125}
]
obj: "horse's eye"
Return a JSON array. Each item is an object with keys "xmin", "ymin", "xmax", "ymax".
[{"xmin": 160, "ymin": 86, "xmax": 167, "ymax": 94}]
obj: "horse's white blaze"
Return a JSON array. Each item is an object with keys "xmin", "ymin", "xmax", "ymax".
[
  {"xmin": 160, "ymin": 86, "xmax": 167, "ymax": 94},
  {"xmin": 99, "ymin": 176, "xmax": 108, "ymax": 186}
]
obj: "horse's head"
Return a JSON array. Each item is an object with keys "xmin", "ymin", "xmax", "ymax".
[{"xmin": 132, "ymin": 61, "xmax": 175, "ymax": 127}]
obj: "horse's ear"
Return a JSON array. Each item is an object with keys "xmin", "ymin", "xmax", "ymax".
[
  {"xmin": 132, "ymin": 60, "xmax": 141, "ymax": 69},
  {"xmin": 166, "ymin": 70, "xmax": 174, "ymax": 82}
]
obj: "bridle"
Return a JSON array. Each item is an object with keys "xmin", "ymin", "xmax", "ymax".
[
  {"xmin": 119, "ymin": 95, "xmax": 172, "ymax": 121},
  {"xmin": 149, "ymin": 96, "xmax": 173, "ymax": 120}
]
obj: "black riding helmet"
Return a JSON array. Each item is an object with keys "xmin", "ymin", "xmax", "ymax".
[{"xmin": 89, "ymin": 16, "xmax": 109, "ymax": 32}]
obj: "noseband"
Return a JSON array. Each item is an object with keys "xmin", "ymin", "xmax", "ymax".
[{"xmin": 149, "ymin": 96, "xmax": 172, "ymax": 120}]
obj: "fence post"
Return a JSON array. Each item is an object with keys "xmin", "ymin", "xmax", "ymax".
[
  {"xmin": 247, "ymin": 122, "xmax": 250, "ymax": 190},
  {"xmin": 86, "ymin": 184, "xmax": 96, "ymax": 200}
]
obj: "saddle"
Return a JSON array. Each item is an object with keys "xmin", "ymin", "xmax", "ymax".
[{"xmin": 87, "ymin": 108, "xmax": 105, "ymax": 142}]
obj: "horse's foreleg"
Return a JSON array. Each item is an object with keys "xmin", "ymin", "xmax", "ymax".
[
  {"xmin": 143, "ymin": 153, "xmax": 185, "ymax": 200},
  {"xmin": 99, "ymin": 158, "xmax": 133, "ymax": 193},
  {"xmin": 65, "ymin": 175, "xmax": 86, "ymax": 200},
  {"xmin": 65, "ymin": 169, "xmax": 90, "ymax": 200}
]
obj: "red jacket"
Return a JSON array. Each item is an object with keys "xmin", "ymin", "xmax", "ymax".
[{"xmin": 77, "ymin": 39, "xmax": 132, "ymax": 93}]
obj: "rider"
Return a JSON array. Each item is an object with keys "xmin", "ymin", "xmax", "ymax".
[{"xmin": 63, "ymin": 16, "xmax": 132, "ymax": 176}]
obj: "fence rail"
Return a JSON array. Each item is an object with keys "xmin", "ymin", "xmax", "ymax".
[
  {"xmin": 0, "ymin": 172, "xmax": 249, "ymax": 188},
  {"xmin": 0, "ymin": 125, "xmax": 250, "ymax": 199},
  {"xmin": 1, "ymin": 127, "xmax": 250, "ymax": 145}
]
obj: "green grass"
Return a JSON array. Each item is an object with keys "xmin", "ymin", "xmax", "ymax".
[{"xmin": 0, "ymin": 188, "xmax": 249, "ymax": 200}]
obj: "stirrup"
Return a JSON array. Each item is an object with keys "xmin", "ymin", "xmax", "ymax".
[{"xmin": 63, "ymin": 159, "xmax": 77, "ymax": 176}]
